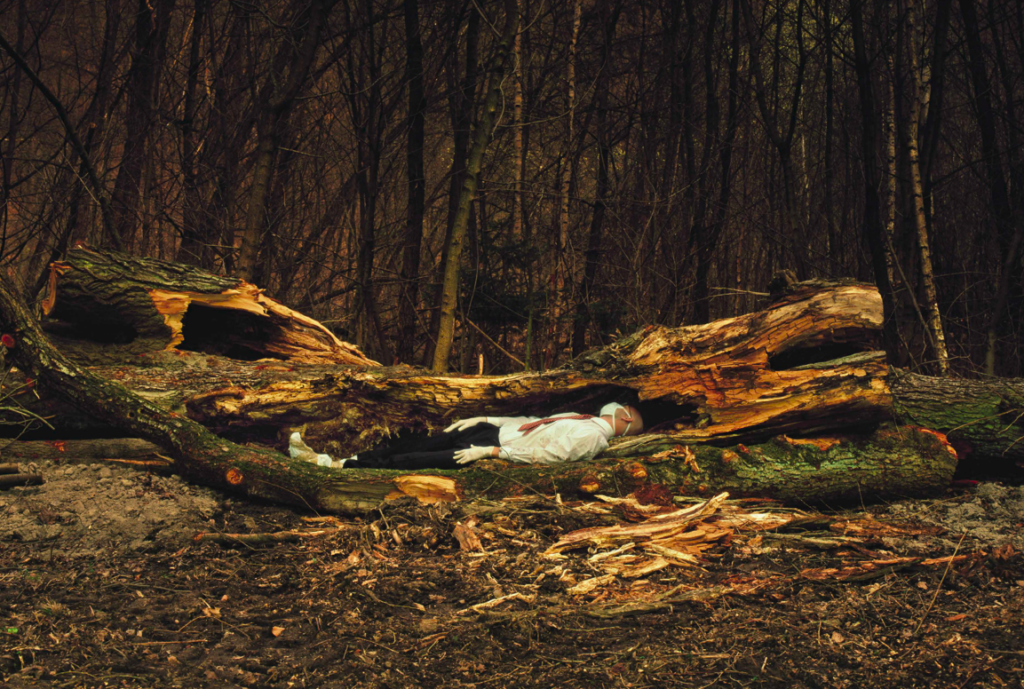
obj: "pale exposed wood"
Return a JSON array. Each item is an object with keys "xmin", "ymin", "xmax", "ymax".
[
  {"xmin": 452, "ymin": 522, "xmax": 484, "ymax": 551},
  {"xmin": 546, "ymin": 493, "xmax": 730, "ymax": 554},
  {"xmin": 386, "ymin": 475, "xmax": 459, "ymax": 504}
]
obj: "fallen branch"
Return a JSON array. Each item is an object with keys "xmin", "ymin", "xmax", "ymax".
[
  {"xmin": 193, "ymin": 528, "xmax": 344, "ymax": 546},
  {"xmin": 456, "ymin": 592, "xmax": 536, "ymax": 615},
  {"xmin": 0, "ymin": 473, "xmax": 43, "ymax": 489},
  {"xmin": 800, "ymin": 552, "xmax": 983, "ymax": 581}
]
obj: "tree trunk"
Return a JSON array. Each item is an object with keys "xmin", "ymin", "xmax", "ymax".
[
  {"xmin": 5, "ymin": 270, "xmax": 1020, "ymax": 509},
  {"xmin": 426, "ymin": 3, "xmax": 480, "ymax": 367},
  {"xmin": 850, "ymin": 0, "xmax": 901, "ymax": 360},
  {"xmin": 906, "ymin": 0, "xmax": 949, "ymax": 375},
  {"xmin": 109, "ymin": 0, "xmax": 176, "ymax": 251},
  {"xmin": 554, "ymin": 0, "xmax": 582, "ymax": 338},
  {"xmin": 959, "ymin": 0, "xmax": 1024, "ymax": 377},
  {"xmin": 398, "ymin": 0, "xmax": 426, "ymax": 364},
  {"xmin": 24, "ymin": 262, "xmax": 1024, "ymax": 470},
  {"xmin": 571, "ymin": 0, "xmax": 621, "ymax": 356},
  {"xmin": 236, "ymin": 0, "xmax": 329, "ymax": 282},
  {"xmin": 431, "ymin": 0, "xmax": 519, "ymax": 372},
  {"xmin": 175, "ymin": 0, "xmax": 212, "ymax": 269},
  {"xmin": 0, "ymin": 268, "xmax": 449, "ymax": 514},
  {"xmin": 41, "ymin": 247, "xmax": 378, "ymax": 365}
]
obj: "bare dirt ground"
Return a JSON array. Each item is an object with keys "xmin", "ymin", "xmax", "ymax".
[{"xmin": 2, "ymin": 456, "xmax": 1023, "ymax": 689}]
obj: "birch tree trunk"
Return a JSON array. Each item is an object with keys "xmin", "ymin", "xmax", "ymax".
[{"xmin": 907, "ymin": 0, "xmax": 950, "ymax": 375}]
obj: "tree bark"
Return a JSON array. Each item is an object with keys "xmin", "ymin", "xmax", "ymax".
[
  {"xmin": 850, "ymin": 0, "xmax": 901, "ymax": 359},
  {"xmin": 0, "ymin": 438, "xmax": 165, "ymax": 463},
  {"xmin": 24, "ymin": 264, "xmax": 1024, "ymax": 469},
  {"xmin": 0, "ymin": 268, "xmax": 441, "ymax": 514},
  {"xmin": 571, "ymin": 0, "xmax": 621, "ymax": 356},
  {"xmin": 906, "ymin": 0, "xmax": 949, "ymax": 375},
  {"xmin": 426, "ymin": 3, "xmax": 480, "ymax": 368},
  {"xmin": 175, "ymin": 0, "xmax": 212, "ymax": 269},
  {"xmin": 108, "ymin": 0, "xmax": 176, "ymax": 250},
  {"xmin": 41, "ymin": 247, "xmax": 379, "ymax": 365}
]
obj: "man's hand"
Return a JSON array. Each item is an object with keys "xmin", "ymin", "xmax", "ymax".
[
  {"xmin": 453, "ymin": 446, "xmax": 496, "ymax": 465},
  {"xmin": 445, "ymin": 417, "xmax": 488, "ymax": 433}
]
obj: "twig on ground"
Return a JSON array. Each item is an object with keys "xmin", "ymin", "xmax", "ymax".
[{"xmin": 912, "ymin": 530, "xmax": 967, "ymax": 635}]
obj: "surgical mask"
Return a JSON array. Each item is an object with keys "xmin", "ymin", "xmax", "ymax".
[{"xmin": 599, "ymin": 403, "xmax": 632, "ymax": 436}]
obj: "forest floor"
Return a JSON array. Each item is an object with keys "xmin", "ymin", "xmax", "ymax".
[{"xmin": 1, "ymin": 456, "xmax": 1023, "ymax": 689}]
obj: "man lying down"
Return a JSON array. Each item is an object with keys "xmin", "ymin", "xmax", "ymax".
[{"xmin": 288, "ymin": 403, "xmax": 644, "ymax": 471}]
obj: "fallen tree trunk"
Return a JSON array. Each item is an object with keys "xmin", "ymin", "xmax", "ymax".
[
  {"xmin": 14, "ymin": 279, "xmax": 894, "ymax": 447},
  {"xmin": 0, "ymin": 267, "xmax": 962, "ymax": 506},
  {"xmin": 7, "ymin": 272, "xmax": 1023, "ymax": 468},
  {"xmin": 34, "ymin": 251, "xmax": 1016, "ymax": 467},
  {"xmin": 42, "ymin": 247, "xmax": 378, "ymax": 366},
  {"xmin": 0, "ymin": 271, "xmax": 461, "ymax": 513}
]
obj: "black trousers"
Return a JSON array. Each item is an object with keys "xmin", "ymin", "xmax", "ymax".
[{"xmin": 347, "ymin": 423, "xmax": 501, "ymax": 470}]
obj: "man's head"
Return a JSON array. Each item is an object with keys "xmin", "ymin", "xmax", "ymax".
[{"xmin": 599, "ymin": 403, "xmax": 644, "ymax": 437}]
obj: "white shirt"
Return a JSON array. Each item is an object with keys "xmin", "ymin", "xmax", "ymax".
[{"xmin": 485, "ymin": 413, "xmax": 615, "ymax": 465}]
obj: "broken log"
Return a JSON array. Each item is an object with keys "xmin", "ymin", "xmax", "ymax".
[
  {"xmin": 18, "ymin": 281, "xmax": 886, "ymax": 453},
  {"xmin": 43, "ymin": 247, "xmax": 378, "ymax": 366},
  {"xmin": 0, "ymin": 269, "xmax": 466, "ymax": 513},
  {"xmin": 0, "ymin": 263, "xmax": 959, "ymax": 506},
  {"xmin": 4, "ymin": 255, "xmax": 1016, "ymax": 509},
  {"xmin": 24, "ymin": 252, "xmax": 1022, "ymax": 469},
  {"xmin": 176, "ymin": 281, "xmax": 896, "ymax": 456}
]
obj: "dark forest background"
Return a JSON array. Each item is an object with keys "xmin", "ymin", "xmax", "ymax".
[{"xmin": 0, "ymin": 0, "xmax": 1021, "ymax": 375}]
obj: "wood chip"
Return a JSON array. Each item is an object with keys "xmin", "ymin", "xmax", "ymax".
[
  {"xmin": 456, "ymin": 592, "xmax": 535, "ymax": 615},
  {"xmin": 453, "ymin": 522, "xmax": 483, "ymax": 552},
  {"xmin": 614, "ymin": 556, "xmax": 671, "ymax": 579},
  {"xmin": 566, "ymin": 574, "xmax": 617, "ymax": 595}
]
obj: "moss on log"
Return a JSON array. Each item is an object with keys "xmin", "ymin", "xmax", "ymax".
[{"xmin": 891, "ymin": 370, "xmax": 1024, "ymax": 465}]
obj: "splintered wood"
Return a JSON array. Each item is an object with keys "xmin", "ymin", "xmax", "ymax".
[
  {"xmin": 45, "ymin": 247, "xmax": 379, "ymax": 366},
  {"xmin": 534, "ymin": 491, "xmax": 985, "ymax": 601},
  {"xmin": 546, "ymin": 492, "xmax": 802, "ymax": 592},
  {"xmin": 546, "ymin": 493, "xmax": 732, "ymax": 555}
]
